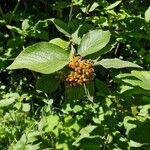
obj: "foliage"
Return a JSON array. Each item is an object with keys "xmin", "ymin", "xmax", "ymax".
[{"xmin": 0, "ymin": 0, "xmax": 150, "ymax": 149}]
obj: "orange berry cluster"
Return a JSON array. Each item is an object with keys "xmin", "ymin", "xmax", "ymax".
[{"xmin": 65, "ymin": 55, "xmax": 95, "ymax": 86}]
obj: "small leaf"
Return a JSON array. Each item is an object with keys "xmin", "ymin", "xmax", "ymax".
[
  {"xmin": 6, "ymin": 25, "xmax": 22, "ymax": 34},
  {"xmin": 51, "ymin": 18, "xmax": 70, "ymax": 37},
  {"xmin": 7, "ymin": 42, "xmax": 69, "ymax": 74},
  {"xmin": 89, "ymin": 2, "xmax": 99, "ymax": 12},
  {"xmin": 105, "ymin": 1, "xmax": 122, "ymax": 10},
  {"xmin": 95, "ymin": 58, "xmax": 142, "ymax": 69},
  {"xmin": 123, "ymin": 116, "xmax": 136, "ymax": 135},
  {"xmin": 129, "ymin": 140, "xmax": 144, "ymax": 147},
  {"xmin": 22, "ymin": 19, "xmax": 30, "ymax": 31},
  {"xmin": 78, "ymin": 30, "xmax": 110, "ymax": 57},
  {"xmin": 22, "ymin": 103, "xmax": 30, "ymax": 112},
  {"xmin": 145, "ymin": 7, "xmax": 150, "ymax": 22}
]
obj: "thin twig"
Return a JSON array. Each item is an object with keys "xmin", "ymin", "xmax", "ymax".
[
  {"xmin": 0, "ymin": 5, "xmax": 5, "ymax": 18},
  {"xmin": 114, "ymin": 43, "xmax": 120, "ymax": 56},
  {"xmin": 9, "ymin": 0, "xmax": 21, "ymax": 24},
  {"xmin": 68, "ymin": 1, "xmax": 73, "ymax": 24}
]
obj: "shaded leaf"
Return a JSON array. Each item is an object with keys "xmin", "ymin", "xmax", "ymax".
[
  {"xmin": 51, "ymin": 18, "xmax": 70, "ymax": 37},
  {"xmin": 95, "ymin": 79, "xmax": 109, "ymax": 97},
  {"xmin": 36, "ymin": 74, "xmax": 60, "ymax": 93}
]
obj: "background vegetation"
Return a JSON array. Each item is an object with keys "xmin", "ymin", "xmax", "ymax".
[{"xmin": 0, "ymin": 0, "xmax": 150, "ymax": 149}]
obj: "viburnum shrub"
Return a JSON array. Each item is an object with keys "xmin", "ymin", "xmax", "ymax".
[{"xmin": 7, "ymin": 29, "xmax": 141, "ymax": 97}]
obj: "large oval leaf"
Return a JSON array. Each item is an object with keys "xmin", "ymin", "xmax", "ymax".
[
  {"xmin": 78, "ymin": 30, "xmax": 110, "ymax": 57},
  {"xmin": 7, "ymin": 42, "xmax": 69, "ymax": 74}
]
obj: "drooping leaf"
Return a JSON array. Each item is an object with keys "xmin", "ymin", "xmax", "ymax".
[
  {"xmin": 51, "ymin": 18, "xmax": 71, "ymax": 37},
  {"xmin": 6, "ymin": 25, "xmax": 22, "ymax": 34},
  {"xmin": 94, "ymin": 58, "xmax": 142, "ymax": 69},
  {"xmin": 145, "ymin": 7, "xmax": 150, "ymax": 22},
  {"xmin": 78, "ymin": 30, "xmax": 110, "ymax": 57},
  {"xmin": 7, "ymin": 42, "xmax": 69, "ymax": 74}
]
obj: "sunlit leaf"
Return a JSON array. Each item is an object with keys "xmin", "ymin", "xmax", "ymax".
[
  {"xmin": 0, "ymin": 98, "xmax": 15, "ymax": 107},
  {"xmin": 78, "ymin": 30, "xmax": 110, "ymax": 57},
  {"xmin": 105, "ymin": 1, "xmax": 122, "ymax": 10},
  {"xmin": 145, "ymin": 7, "xmax": 150, "ymax": 22},
  {"xmin": 7, "ymin": 42, "xmax": 69, "ymax": 74},
  {"xmin": 95, "ymin": 58, "xmax": 142, "ymax": 69},
  {"xmin": 49, "ymin": 38, "xmax": 69, "ymax": 49}
]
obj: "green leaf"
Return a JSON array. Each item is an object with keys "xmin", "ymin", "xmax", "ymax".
[
  {"xmin": 145, "ymin": 7, "xmax": 150, "ymax": 22},
  {"xmin": 129, "ymin": 140, "xmax": 144, "ymax": 147},
  {"xmin": 105, "ymin": 1, "xmax": 122, "ymax": 10},
  {"xmin": 0, "ymin": 98, "xmax": 15, "ymax": 107},
  {"xmin": 95, "ymin": 79, "xmax": 109, "ymax": 97},
  {"xmin": 36, "ymin": 74, "xmax": 60, "ymax": 93},
  {"xmin": 71, "ymin": 23, "xmax": 94, "ymax": 45},
  {"xmin": 89, "ymin": 2, "xmax": 99, "ymax": 12},
  {"xmin": 65, "ymin": 82, "xmax": 94, "ymax": 100},
  {"xmin": 124, "ymin": 116, "xmax": 137, "ymax": 135},
  {"xmin": 49, "ymin": 38, "xmax": 69, "ymax": 49},
  {"xmin": 78, "ymin": 30, "xmax": 110, "ymax": 57},
  {"xmin": 6, "ymin": 25, "xmax": 22, "ymax": 34},
  {"xmin": 94, "ymin": 58, "xmax": 142, "ymax": 69},
  {"xmin": 22, "ymin": 19, "xmax": 30, "ymax": 31},
  {"xmin": 7, "ymin": 42, "xmax": 69, "ymax": 74},
  {"xmin": 51, "ymin": 18, "xmax": 70, "ymax": 37},
  {"xmin": 22, "ymin": 103, "xmax": 30, "ymax": 112},
  {"xmin": 115, "ymin": 71, "xmax": 150, "ymax": 91},
  {"xmin": 45, "ymin": 115, "xmax": 59, "ymax": 132}
]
